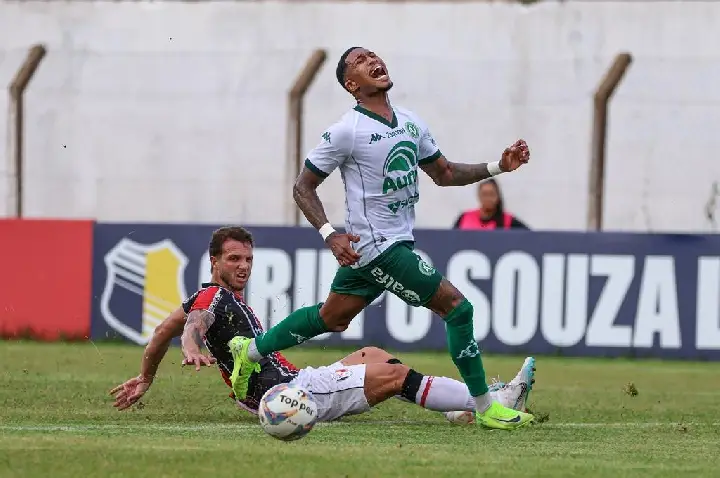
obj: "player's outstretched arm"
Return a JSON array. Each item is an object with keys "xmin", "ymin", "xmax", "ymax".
[
  {"xmin": 420, "ymin": 139, "xmax": 530, "ymax": 187},
  {"xmin": 139, "ymin": 307, "xmax": 187, "ymax": 380},
  {"xmin": 109, "ymin": 307, "xmax": 187, "ymax": 410},
  {"xmin": 180, "ymin": 309, "xmax": 218, "ymax": 371}
]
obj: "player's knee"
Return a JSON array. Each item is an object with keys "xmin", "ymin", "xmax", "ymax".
[
  {"xmin": 428, "ymin": 279, "xmax": 466, "ymax": 317},
  {"xmin": 444, "ymin": 298, "xmax": 473, "ymax": 325},
  {"xmin": 364, "ymin": 363, "xmax": 410, "ymax": 406},
  {"xmin": 357, "ymin": 346, "xmax": 395, "ymax": 363},
  {"xmin": 319, "ymin": 298, "xmax": 363, "ymax": 332},
  {"xmin": 319, "ymin": 307, "xmax": 352, "ymax": 332},
  {"xmin": 328, "ymin": 322, "xmax": 349, "ymax": 332}
]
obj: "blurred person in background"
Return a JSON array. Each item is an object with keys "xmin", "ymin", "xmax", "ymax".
[{"xmin": 453, "ymin": 178, "xmax": 529, "ymax": 230}]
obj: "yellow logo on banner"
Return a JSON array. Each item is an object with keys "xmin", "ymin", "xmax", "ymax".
[{"xmin": 100, "ymin": 238, "xmax": 188, "ymax": 345}]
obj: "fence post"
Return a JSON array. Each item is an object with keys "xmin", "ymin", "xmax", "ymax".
[
  {"xmin": 7, "ymin": 44, "xmax": 47, "ymax": 218},
  {"xmin": 287, "ymin": 49, "xmax": 327, "ymax": 225},
  {"xmin": 587, "ymin": 52, "xmax": 632, "ymax": 231}
]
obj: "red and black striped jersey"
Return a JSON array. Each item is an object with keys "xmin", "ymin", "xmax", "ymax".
[{"xmin": 182, "ymin": 282, "xmax": 299, "ymax": 412}]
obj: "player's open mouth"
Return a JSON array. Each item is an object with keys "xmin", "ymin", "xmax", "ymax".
[
  {"xmin": 236, "ymin": 273, "xmax": 247, "ymax": 281},
  {"xmin": 370, "ymin": 64, "xmax": 388, "ymax": 80}
]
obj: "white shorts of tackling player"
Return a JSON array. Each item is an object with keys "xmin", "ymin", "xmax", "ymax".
[{"xmin": 290, "ymin": 361, "xmax": 369, "ymax": 422}]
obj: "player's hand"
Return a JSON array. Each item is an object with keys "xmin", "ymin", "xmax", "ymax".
[
  {"xmin": 326, "ymin": 232, "xmax": 361, "ymax": 267},
  {"xmin": 499, "ymin": 139, "xmax": 530, "ymax": 172},
  {"xmin": 181, "ymin": 351, "xmax": 217, "ymax": 371},
  {"xmin": 110, "ymin": 375, "xmax": 152, "ymax": 411}
]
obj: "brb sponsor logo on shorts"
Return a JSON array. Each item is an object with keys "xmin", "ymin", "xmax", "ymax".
[
  {"xmin": 370, "ymin": 266, "xmax": 421, "ymax": 305},
  {"xmin": 100, "ymin": 238, "xmax": 188, "ymax": 345}
]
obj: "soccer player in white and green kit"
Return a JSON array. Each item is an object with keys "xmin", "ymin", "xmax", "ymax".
[{"xmin": 229, "ymin": 47, "xmax": 534, "ymax": 430}]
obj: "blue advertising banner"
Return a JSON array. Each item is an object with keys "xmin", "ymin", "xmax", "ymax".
[{"xmin": 91, "ymin": 224, "xmax": 720, "ymax": 360}]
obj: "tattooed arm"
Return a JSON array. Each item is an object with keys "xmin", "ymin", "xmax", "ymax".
[
  {"xmin": 421, "ymin": 157, "xmax": 494, "ymax": 186},
  {"xmin": 294, "ymin": 166, "xmax": 361, "ymax": 266},
  {"xmin": 293, "ymin": 167, "xmax": 331, "ymax": 229},
  {"xmin": 180, "ymin": 309, "xmax": 217, "ymax": 371},
  {"xmin": 420, "ymin": 140, "xmax": 530, "ymax": 187}
]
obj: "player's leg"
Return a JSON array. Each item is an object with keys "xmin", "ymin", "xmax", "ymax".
[
  {"xmin": 357, "ymin": 242, "xmax": 533, "ymax": 429},
  {"xmin": 425, "ymin": 279, "xmax": 534, "ymax": 429},
  {"xmin": 228, "ymin": 268, "xmax": 382, "ymax": 400},
  {"xmin": 361, "ymin": 363, "xmax": 523, "ymax": 414},
  {"xmin": 339, "ymin": 347, "xmax": 534, "ymax": 412}
]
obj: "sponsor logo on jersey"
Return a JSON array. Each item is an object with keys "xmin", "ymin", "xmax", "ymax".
[
  {"xmin": 382, "ymin": 141, "xmax": 419, "ymax": 194},
  {"xmin": 100, "ymin": 238, "xmax": 188, "ymax": 345},
  {"xmin": 322, "ymin": 131, "xmax": 331, "ymax": 143},
  {"xmin": 386, "ymin": 128, "xmax": 407, "ymax": 139},
  {"xmin": 382, "ymin": 141, "xmax": 421, "ymax": 213}
]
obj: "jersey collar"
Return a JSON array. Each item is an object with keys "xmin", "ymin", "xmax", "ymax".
[{"xmin": 354, "ymin": 104, "xmax": 398, "ymax": 129}]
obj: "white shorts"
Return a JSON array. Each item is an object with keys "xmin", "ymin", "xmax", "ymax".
[{"xmin": 290, "ymin": 361, "xmax": 370, "ymax": 422}]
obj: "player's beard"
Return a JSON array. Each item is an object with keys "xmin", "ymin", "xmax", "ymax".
[{"xmin": 221, "ymin": 270, "xmax": 245, "ymax": 293}]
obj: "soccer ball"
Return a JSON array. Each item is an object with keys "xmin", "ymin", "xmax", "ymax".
[
  {"xmin": 258, "ymin": 383, "xmax": 318, "ymax": 441},
  {"xmin": 444, "ymin": 410, "xmax": 475, "ymax": 425}
]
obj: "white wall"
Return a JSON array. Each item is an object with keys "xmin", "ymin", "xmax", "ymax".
[{"xmin": 0, "ymin": 1, "xmax": 719, "ymax": 231}]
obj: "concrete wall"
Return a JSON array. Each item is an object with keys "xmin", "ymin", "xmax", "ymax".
[{"xmin": 1, "ymin": 1, "xmax": 719, "ymax": 231}]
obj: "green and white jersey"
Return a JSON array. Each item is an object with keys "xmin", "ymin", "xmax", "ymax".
[{"xmin": 305, "ymin": 105, "xmax": 442, "ymax": 267}]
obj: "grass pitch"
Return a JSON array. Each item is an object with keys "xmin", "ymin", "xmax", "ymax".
[{"xmin": 1, "ymin": 341, "xmax": 719, "ymax": 477}]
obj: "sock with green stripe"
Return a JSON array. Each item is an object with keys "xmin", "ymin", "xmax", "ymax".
[
  {"xmin": 443, "ymin": 299, "xmax": 489, "ymax": 403},
  {"xmin": 251, "ymin": 303, "xmax": 329, "ymax": 359}
]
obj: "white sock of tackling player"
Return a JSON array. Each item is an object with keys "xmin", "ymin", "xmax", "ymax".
[
  {"xmin": 399, "ymin": 369, "xmax": 494, "ymax": 413},
  {"xmin": 247, "ymin": 339, "xmax": 262, "ymax": 362},
  {"xmin": 413, "ymin": 376, "xmax": 479, "ymax": 412}
]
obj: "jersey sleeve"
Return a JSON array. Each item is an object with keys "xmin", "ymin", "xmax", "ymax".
[
  {"xmin": 181, "ymin": 291, "xmax": 200, "ymax": 314},
  {"xmin": 183, "ymin": 286, "xmax": 224, "ymax": 314},
  {"xmin": 304, "ymin": 121, "xmax": 354, "ymax": 178},
  {"xmin": 416, "ymin": 118, "xmax": 442, "ymax": 165}
]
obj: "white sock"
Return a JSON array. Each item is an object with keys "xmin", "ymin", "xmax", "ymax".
[
  {"xmin": 473, "ymin": 392, "xmax": 493, "ymax": 413},
  {"xmin": 400, "ymin": 376, "xmax": 501, "ymax": 413},
  {"xmin": 247, "ymin": 339, "xmax": 262, "ymax": 362},
  {"xmin": 413, "ymin": 376, "xmax": 477, "ymax": 412}
]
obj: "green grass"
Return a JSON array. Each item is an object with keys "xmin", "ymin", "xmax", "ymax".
[{"xmin": 1, "ymin": 341, "xmax": 719, "ymax": 477}]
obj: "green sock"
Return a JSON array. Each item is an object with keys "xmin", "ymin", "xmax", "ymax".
[
  {"xmin": 444, "ymin": 299, "xmax": 488, "ymax": 397},
  {"xmin": 254, "ymin": 304, "xmax": 329, "ymax": 356}
]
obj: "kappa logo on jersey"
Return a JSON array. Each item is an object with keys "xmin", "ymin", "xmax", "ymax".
[
  {"xmin": 405, "ymin": 121, "xmax": 420, "ymax": 139},
  {"xmin": 100, "ymin": 238, "xmax": 188, "ymax": 345},
  {"xmin": 369, "ymin": 133, "xmax": 383, "ymax": 144},
  {"xmin": 334, "ymin": 368, "xmax": 353, "ymax": 382},
  {"xmin": 322, "ymin": 131, "xmax": 331, "ymax": 143}
]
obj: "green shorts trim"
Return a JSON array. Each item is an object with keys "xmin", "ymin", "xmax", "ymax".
[{"xmin": 330, "ymin": 241, "xmax": 443, "ymax": 306}]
